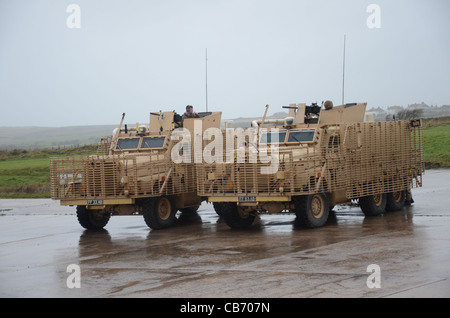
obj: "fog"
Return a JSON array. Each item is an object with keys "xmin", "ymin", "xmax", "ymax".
[{"xmin": 1, "ymin": 0, "xmax": 449, "ymax": 126}]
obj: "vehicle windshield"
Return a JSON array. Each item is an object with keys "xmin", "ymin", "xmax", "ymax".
[
  {"xmin": 260, "ymin": 131, "xmax": 287, "ymax": 144},
  {"xmin": 141, "ymin": 136, "xmax": 166, "ymax": 148},
  {"xmin": 116, "ymin": 138, "xmax": 140, "ymax": 150},
  {"xmin": 287, "ymin": 130, "xmax": 315, "ymax": 142}
]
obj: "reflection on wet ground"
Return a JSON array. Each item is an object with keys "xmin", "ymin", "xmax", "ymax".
[
  {"xmin": 75, "ymin": 206, "xmax": 416, "ymax": 266},
  {"xmin": 0, "ymin": 169, "xmax": 449, "ymax": 297}
]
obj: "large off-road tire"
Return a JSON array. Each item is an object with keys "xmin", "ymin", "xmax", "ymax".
[
  {"xmin": 294, "ymin": 193, "xmax": 330, "ymax": 228},
  {"xmin": 142, "ymin": 196, "xmax": 177, "ymax": 230},
  {"xmin": 359, "ymin": 193, "xmax": 387, "ymax": 216},
  {"xmin": 179, "ymin": 205, "xmax": 200, "ymax": 214},
  {"xmin": 76, "ymin": 205, "xmax": 111, "ymax": 230},
  {"xmin": 405, "ymin": 189, "xmax": 414, "ymax": 206},
  {"xmin": 213, "ymin": 202, "xmax": 224, "ymax": 217},
  {"xmin": 386, "ymin": 190, "xmax": 406, "ymax": 212},
  {"xmin": 220, "ymin": 202, "xmax": 255, "ymax": 229}
]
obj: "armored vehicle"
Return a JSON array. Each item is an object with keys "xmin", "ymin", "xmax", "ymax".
[
  {"xmin": 196, "ymin": 102, "xmax": 424, "ymax": 229},
  {"xmin": 50, "ymin": 111, "xmax": 221, "ymax": 230}
]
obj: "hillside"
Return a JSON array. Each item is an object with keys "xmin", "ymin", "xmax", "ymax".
[
  {"xmin": 0, "ymin": 125, "xmax": 116, "ymax": 150},
  {"xmin": 1, "ymin": 104, "xmax": 449, "ymax": 150},
  {"xmin": 0, "ymin": 145, "xmax": 98, "ymax": 198},
  {"xmin": 0, "ymin": 118, "xmax": 448, "ymax": 198},
  {"xmin": 0, "ymin": 114, "xmax": 291, "ymax": 149},
  {"xmin": 223, "ymin": 111, "xmax": 289, "ymax": 128}
]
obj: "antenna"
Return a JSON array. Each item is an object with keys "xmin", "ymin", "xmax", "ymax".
[
  {"xmin": 205, "ymin": 48, "xmax": 208, "ymax": 112},
  {"xmin": 342, "ymin": 34, "xmax": 346, "ymax": 105}
]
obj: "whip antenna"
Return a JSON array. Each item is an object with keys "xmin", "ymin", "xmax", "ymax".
[{"xmin": 342, "ymin": 34, "xmax": 346, "ymax": 105}]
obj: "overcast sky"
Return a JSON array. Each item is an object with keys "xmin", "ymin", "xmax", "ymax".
[{"xmin": 1, "ymin": 0, "xmax": 449, "ymax": 127}]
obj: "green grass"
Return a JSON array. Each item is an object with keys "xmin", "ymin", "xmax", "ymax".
[
  {"xmin": 423, "ymin": 124, "xmax": 450, "ymax": 168},
  {"xmin": 0, "ymin": 158, "xmax": 51, "ymax": 198},
  {"xmin": 0, "ymin": 120, "xmax": 449, "ymax": 199},
  {"xmin": 0, "ymin": 145, "xmax": 97, "ymax": 198},
  {"xmin": 0, "ymin": 146, "xmax": 98, "ymax": 161}
]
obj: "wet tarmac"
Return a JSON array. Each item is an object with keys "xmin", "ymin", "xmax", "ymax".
[{"xmin": 0, "ymin": 168, "xmax": 449, "ymax": 298}]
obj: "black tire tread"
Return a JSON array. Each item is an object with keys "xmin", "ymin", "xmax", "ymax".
[
  {"xmin": 142, "ymin": 197, "xmax": 177, "ymax": 230},
  {"xmin": 76, "ymin": 205, "xmax": 110, "ymax": 230},
  {"xmin": 294, "ymin": 193, "xmax": 329, "ymax": 228},
  {"xmin": 386, "ymin": 190, "xmax": 406, "ymax": 212},
  {"xmin": 359, "ymin": 193, "xmax": 387, "ymax": 216},
  {"xmin": 179, "ymin": 205, "xmax": 200, "ymax": 214},
  {"xmin": 220, "ymin": 203, "xmax": 255, "ymax": 229}
]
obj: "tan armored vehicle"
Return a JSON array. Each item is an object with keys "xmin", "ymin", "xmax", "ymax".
[
  {"xmin": 196, "ymin": 101, "xmax": 424, "ymax": 229},
  {"xmin": 50, "ymin": 111, "xmax": 221, "ymax": 230}
]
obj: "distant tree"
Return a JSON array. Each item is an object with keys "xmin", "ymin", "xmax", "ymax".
[{"xmin": 396, "ymin": 109, "xmax": 423, "ymax": 120}]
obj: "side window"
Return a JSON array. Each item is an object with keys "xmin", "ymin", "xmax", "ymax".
[
  {"xmin": 141, "ymin": 136, "xmax": 166, "ymax": 149},
  {"xmin": 260, "ymin": 131, "xmax": 287, "ymax": 144},
  {"xmin": 287, "ymin": 130, "xmax": 315, "ymax": 142},
  {"xmin": 116, "ymin": 138, "xmax": 140, "ymax": 150}
]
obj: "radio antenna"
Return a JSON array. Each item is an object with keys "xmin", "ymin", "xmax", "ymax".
[
  {"xmin": 205, "ymin": 48, "xmax": 208, "ymax": 112},
  {"xmin": 342, "ymin": 34, "xmax": 346, "ymax": 105}
]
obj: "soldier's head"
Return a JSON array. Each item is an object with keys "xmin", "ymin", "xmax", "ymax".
[
  {"xmin": 186, "ymin": 105, "xmax": 193, "ymax": 113},
  {"xmin": 324, "ymin": 100, "xmax": 333, "ymax": 110}
]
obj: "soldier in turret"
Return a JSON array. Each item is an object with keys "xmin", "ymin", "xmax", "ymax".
[{"xmin": 182, "ymin": 105, "xmax": 199, "ymax": 120}]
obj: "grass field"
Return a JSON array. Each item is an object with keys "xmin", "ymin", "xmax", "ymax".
[
  {"xmin": 423, "ymin": 124, "xmax": 450, "ymax": 168},
  {"xmin": 0, "ymin": 146, "xmax": 97, "ymax": 198},
  {"xmin": 0, "ymin": 158, "xmax": 50, "ymax": 198},
  {"xmin": 0, "ymin": 120, "xmax": 448, "ymax": 198}
]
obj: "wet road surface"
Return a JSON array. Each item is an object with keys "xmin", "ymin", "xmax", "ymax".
[{"xmin": 0, "ymin": 169, "xmax": 449, "ymax": 298}]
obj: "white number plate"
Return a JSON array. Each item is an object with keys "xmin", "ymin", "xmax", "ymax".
[
  {"xmin": 238, "ymin": 196, "xmax": 256, "ymax": 202},
  {"xmin": 87, "ymin": 200, "xmax": 103, "ymax": 205}
]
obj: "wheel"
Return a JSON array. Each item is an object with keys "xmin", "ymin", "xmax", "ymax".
[
  {"xmin": 405, "ymin": 189, "xmax": 414, "ymax": 205},
  {"xmin": 142, "ymin": 196, "xmax": 177, "ymax": 230},
  {"xmin": 386, "ymin": 190, "xmax": 406, "ymax": 212},
  {"xmin": 220, "ymin": 202, "xmax": 255, "ymax": 229},
  {"xmin": 179, "ymin": 205, "xmax": 200, "ymax": 214},
  {"xmin": 213, "ymin": 202, "xmax": 224, "ymax": 217},
  {"xmin": 76, "ymin": 205, "xmax": 111, "ymax": 230},
  {"xmin": 359, "ymin": 193, "xmax": 387, "ymax": 216},
  {"xmin": 295, "ymin": 193, "xmax": 329, "ymax": 228}
]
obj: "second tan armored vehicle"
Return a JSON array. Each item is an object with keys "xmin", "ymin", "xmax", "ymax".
[
  {"xmin": 50, "ymin": 111, "xmax": 221, "ymax": 230},
  {"xmin": 196, "ymin": 102, "xmax": 424, "ymax": 229}
]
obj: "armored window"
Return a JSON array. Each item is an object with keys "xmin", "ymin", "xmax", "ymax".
[
  {"xmin": 260, "ymin": 131, "xmax": 287, "ymax": 144},
  {"xmin": 141, "ymin": 136, "xmax": 166, "ymax": 149},
  {"xmin": 287, "ymin": 130, "xmax": 315, "ymax": 142},
  {"xmin": 116, "ymin": 138, "xmax": 140, "ymax": 150}
]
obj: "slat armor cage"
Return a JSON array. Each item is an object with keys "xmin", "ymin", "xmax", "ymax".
[
  {"xmin": 50, "ymin": 119, "xmax": 423, "ymax": 203},
  {"xmin": 50, "ymin": 111, "xmax": 222, "ymax": 204},
  {"xmin": 195, "ymin": 120, "xmax": 424, "ymax": 199},
  {"xmin": 50, "ymin": 153, "xmax": 196, "ymax": 200}
]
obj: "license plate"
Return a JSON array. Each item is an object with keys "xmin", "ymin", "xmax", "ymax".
[
  {"xmin": 238, "ymin": 196, "xmax": 256, "ymax": 202},
  {"xmin": 87, "ymin": 199, "xmax": 103, "ymax": 205}
]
